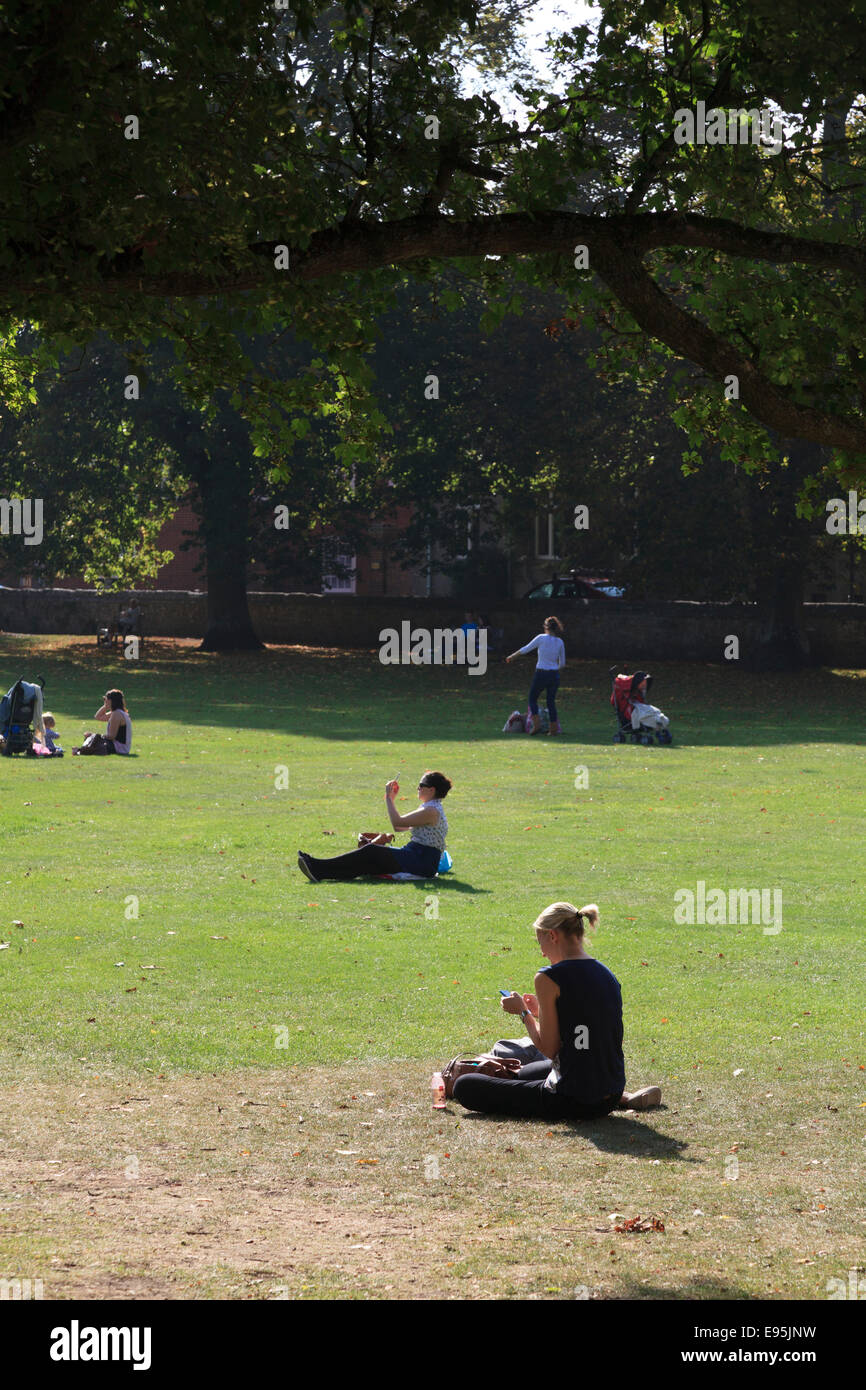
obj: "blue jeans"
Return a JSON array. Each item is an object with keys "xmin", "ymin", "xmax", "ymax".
[{"xmin": 528, "ymin": 669, "xmax": 560, "ymax": 721}]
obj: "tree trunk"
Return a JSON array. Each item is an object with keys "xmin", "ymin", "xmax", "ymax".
[
  {"xmin": 747, "ymin": 562, "xmax": 811, "ymax": 671},
  {"xmin": 742, "ymin": 441, "xmax": 817, "ymax": 671},
  {"xmin": 200, "ymin": 554, "xmax": 263, "ymax": 651},
  {"xmin": 190, "ymin": 433, "xmax": 264, "ymax": 652}
]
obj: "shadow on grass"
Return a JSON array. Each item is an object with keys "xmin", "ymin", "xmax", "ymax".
[
  {"xmin": 3, "ymin": 637, "xmax": 866, "ymax": 747},
  {"xmin": 459, "ymin": 1108, "xmax": 696, "ymax": 1161},
  {"xmin": 293, "ymin": 876, "xmax": 489, "ymax": 895},
  {"xmin": 612, "ymin": 1273, "xmax": 752, "ymax": 1299},
  {"xmin": 369, "ymin": 877, "xmax": 489, "ymax": 895}
]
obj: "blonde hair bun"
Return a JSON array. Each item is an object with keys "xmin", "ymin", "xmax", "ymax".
[{"xmin": 533, "ymin": 901, "xmax": 599, "ymax": 938}]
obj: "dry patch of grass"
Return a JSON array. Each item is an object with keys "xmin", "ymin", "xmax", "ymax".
[{"xmin": 1, "ymin": 1062, "xmax": 860, "ymax": 1301}]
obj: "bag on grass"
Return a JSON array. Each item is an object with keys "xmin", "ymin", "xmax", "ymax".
[
  {"xmin": 490, "ymin": 1037, "xmax": 545, "ymax": 1064},
  {"xmin": 441, "ymin": 1053, "xmax": 522, "ymax": 1099},
  {"xmin": 78, "ymin": 733, "xmax": 115, "ymax": 755},
  {"xmin": 502, "ymin": 710, "xmax": 525, "ymax": 733},
  {"xmin": 526, "ymin": 706, "xmax": 550, "ymax": 733}
]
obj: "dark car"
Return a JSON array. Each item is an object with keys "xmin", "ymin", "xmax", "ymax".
[{"xmin": 523, "ymin": 573, "xmax": 625, "ymax": 603}]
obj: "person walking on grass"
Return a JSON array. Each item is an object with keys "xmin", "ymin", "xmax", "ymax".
[
  {"xmin": 452, "ymin": 901, "xmax": 661, "ymax": 1119},
  {"xmin": 297, "ymin": 771, "xmax": 451, "ymax": 882},
  {"xmin": 506, "ymin": 615, "xmax": 565, "ymax": 734}
]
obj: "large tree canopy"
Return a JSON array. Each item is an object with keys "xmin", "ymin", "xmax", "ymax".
[{"xmin": 3, "ymin": 0, "xmax": 866, "ymax": 471}]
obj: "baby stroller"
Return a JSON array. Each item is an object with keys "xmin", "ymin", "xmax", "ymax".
[
  {"xmin": 0, "ymin": 675, "xmax": 46, "ymax": 756},
  {"xmin": 609, "ymin": 667, "xmax": 673, "ymax": 746}
]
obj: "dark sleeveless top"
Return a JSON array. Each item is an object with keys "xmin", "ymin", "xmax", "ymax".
[{"xmin": 541, "ymin": 958, "xmax": 626, "ymax": 1102}]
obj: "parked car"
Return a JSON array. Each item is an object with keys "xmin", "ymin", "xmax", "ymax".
[{"xmin": 523, "ymin": 573, "xmax": 625, "ymax": 603}]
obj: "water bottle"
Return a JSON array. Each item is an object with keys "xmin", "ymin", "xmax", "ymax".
[{"xmin": 431, "ymin": 1071, "xmax": 446, "ymax": 1109}]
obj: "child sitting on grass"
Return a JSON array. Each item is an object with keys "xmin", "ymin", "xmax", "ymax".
[
  {"xmin": 32, "ymin": 711, "xmax": 63, "ymax": 757},
  {"xmin": 41, "ymin": 712, "xmax": 63, "ymax": 754}
]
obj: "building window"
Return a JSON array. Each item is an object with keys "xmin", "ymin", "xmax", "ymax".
[
  {"xmin": 322, "ymin": 540, "xmax": 356, "ymax": 594},
  {"xmin": 454, "ymin": 505, "xmax": 481, "ymax": 560},
  {"xmin": 535, "ymin": 510, "xmax": 555, "ymax": 559}
]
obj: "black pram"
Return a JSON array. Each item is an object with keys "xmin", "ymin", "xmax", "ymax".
[{"xmin": 0, "ymin": 675, "xmax": 46, "ymax": 755}]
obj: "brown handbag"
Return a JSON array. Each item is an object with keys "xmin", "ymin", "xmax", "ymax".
[
  {"xmin": 441, "ymin": 1053, "xmax": 522, "ymax": 1099},
  {"xmin": 357, "ymin": 831, "xmax": 395, "ymax": 847}
]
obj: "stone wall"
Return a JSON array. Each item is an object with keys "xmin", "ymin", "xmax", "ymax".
[{"xmin": 0, "ymin": 586, "xmax": 864, "ymax": 664}]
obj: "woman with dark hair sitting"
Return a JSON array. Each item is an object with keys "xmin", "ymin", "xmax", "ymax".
[
  {"xmin": 73, "ymin": 689, "xmax": 133, "ymax": 756},
  {"xmin": 452, "ymin": 901, "xmax": 661, "ymax": 1119},
  {"xmin": 298, "ymin": 771, "xmax": 451, "ymax": 883}
]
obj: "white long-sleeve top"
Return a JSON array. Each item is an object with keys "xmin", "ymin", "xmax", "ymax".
[{"xmin": 518, "ymin": 633, "xmax": 566, "ymax": 670}]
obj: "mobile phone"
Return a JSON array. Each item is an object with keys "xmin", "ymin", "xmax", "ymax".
[{"xmin": 499, "ymin": 989, "xmax": 510, "ymax": 997}]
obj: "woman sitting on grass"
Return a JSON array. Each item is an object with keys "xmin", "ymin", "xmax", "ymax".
[
  {"xmin": 452, "ymin": 901, "xmax": 661, "ymax": 1119},
  {"xmin": 298, "ymin": 771, "xmax": 451, "ymax": 882},
  {"xmin": 72, "ymin": 689, "xmax": 132, "ymax": 756}
]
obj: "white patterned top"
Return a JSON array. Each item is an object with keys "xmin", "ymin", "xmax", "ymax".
[{"xmin": 408, "ymin": 799, "xmax": 448, "ymax": 852}]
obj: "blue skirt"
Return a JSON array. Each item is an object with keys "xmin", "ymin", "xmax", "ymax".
[{"xmin": 391, "ymin": 842, "xmax": 441, "ymax": 876}]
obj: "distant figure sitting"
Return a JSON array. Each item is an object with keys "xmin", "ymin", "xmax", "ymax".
[
  {"xmin": 298, "ymin": 771, "xmax": 451, "ymax": 882},
  {"xmin": 34, "ymin": 711, "xmax": 63, "ymax": 756},
  {"xmin": 117, "ymin": 602, "xmax": 141, "ymax": 637},
  {"xmin": 73, "ymin": 689, "xmax": 133, "ymax": 756}
]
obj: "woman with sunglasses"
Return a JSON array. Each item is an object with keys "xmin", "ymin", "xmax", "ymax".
[
  {"xmin": 297, "ymin": 771, "xmax": 451, "ymax": 883},
  {"xmin": 452, "ymin": 901, "xmax": 661, "ymax": 1118}
]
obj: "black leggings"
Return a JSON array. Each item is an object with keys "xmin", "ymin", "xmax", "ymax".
[
  {"xmin": 453, "ymin": 1060, "xmax": 622, "ymax": 1121},
  {"xmin": 302, "ymin": 841, "xmax": 440, "ymax": 881}
]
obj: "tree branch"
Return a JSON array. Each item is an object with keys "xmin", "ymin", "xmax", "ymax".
[
  {"xmin": 11, "ymin": 209, "xmax": 866, "ymax": 451},
  {"xmin": 588, "ymin": 239, "xmax": 866, "ymax": 452}
]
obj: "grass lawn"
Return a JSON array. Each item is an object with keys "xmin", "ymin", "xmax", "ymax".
[{"xmin": 0, "ymin": 634, "xmax": 864, "ymax": 1300}]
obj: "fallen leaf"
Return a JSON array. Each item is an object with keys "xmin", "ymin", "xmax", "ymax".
[{"xmin": 613, "ymin": 1215, "xmax": 665, "ymax": 1234}]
